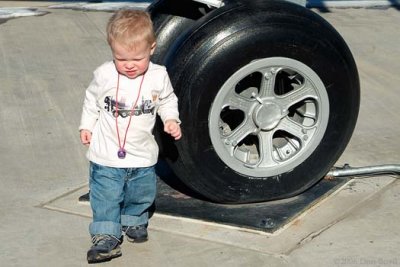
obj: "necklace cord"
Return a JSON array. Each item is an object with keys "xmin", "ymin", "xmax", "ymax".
[{"xmin": 115, "ymin": 73, "xmax": 145, "ymax": 153}]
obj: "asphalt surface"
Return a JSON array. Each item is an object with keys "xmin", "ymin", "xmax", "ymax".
[{"xmin": 0, "ymin": 2, "xmax": 399, "ymax": 266}]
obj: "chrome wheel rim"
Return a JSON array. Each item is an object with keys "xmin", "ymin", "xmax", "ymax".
[{"xmin": 209, "ymin": 57, "xmax": 329, "ymax": 177}]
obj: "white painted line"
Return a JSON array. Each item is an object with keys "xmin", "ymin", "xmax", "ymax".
[
  {"xmin": 308, "ymin": 0, "xmax": 399, "ymax": 7},
  {"xmin": 48, "ymin": 2, "xmax": 150, "ymax": 11},
  {"xmin": 0, "ymin": 7, "xmax": 48, "ymax": 19}
]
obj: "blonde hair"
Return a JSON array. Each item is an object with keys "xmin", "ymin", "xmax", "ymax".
[{"xmin": 107, "ymin": 10, "xmax": 156, "ymax": 50}]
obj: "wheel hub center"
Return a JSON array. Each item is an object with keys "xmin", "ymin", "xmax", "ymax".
[{"xmin": 253, "ymin": 102, "xmax": 283, "ymax": 130}]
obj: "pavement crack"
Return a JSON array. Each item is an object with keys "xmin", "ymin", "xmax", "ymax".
[{"xmin": 287, "ymin": 217, "xmax": 344, "ymax": 254}]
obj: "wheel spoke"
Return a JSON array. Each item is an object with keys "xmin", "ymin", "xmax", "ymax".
[
  {"xmin": 257, "ymin": 131, "xmax": 276, "ymax": 167},
  {"xmin": 223, "ymin": 90, "xmax": 253, "ymax": 113},
  {"xmin": 278, "ymin": 80, "xmax": 319, "ymax": 109},
  {"xmin": 278, "ymin": 117, "xmax": 306, "ymax": 141},
  {"xmin": 223, "ymin": 119, "xmax": 257, "ymax": 154},
  {"xmin": 259, "ymin": 67, "xmax": 278, "ymax": 98}
]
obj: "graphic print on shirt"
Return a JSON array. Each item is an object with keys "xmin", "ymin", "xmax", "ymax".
[{"xmin": 104, "ymin": 90, "xmax": 159, "ymax": 118}]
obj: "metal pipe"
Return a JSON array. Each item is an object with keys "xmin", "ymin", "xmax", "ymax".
[{"xmin": 327, "ymin": 164, "xmax": 400, "ymax": 178}]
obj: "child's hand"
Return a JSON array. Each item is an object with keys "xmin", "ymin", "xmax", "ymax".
[
  {"xmin": 164, "ymin": 120, "xmax": 182, "ymax": 140},
  {"xmin": 80, "ymin": 129, "xmax": 92, "ymax": 146}
]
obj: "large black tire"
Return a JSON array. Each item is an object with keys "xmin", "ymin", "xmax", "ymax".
[
  {"xmin": 148, "ymin": 0, "xmax": 211, "ymax": 64},
  {"xmin": 158, "ymin": 0, "xmax": 360, "ymax": 203}
]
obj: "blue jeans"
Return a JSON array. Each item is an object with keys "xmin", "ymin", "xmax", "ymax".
[{"xmin": 88, "ymin": 162, "xmax": 156, "ymax": 238}]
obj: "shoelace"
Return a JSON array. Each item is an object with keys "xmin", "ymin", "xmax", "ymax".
[
  {"xmin": 126, "ymin": 225, "xmax": 145, "ymax": 232},
  {"xmin": 91, "ymin": 235, "xmax": 119, "ymax": 246},
  {"xmin": 125, "ymin": 226, "xmax": 136, "ymax": 232}
]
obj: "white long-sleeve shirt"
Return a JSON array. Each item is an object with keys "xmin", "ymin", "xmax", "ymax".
[{"xmin": 79, "ymin": 61, "xmax": 180, "ymax": 168}]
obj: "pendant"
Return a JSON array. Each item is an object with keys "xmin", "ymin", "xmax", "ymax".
[{"xmin": 117, "ymin": 148, "xmax": 126, "ymax": 159}]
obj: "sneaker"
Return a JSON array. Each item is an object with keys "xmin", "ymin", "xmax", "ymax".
[
  {"xmin": 87, "ymin": 234, "xmax": 122, "ymax": 264},
  {"xmin": 124, "ymin": 224, "xmax": 148, "ymax": 243}
]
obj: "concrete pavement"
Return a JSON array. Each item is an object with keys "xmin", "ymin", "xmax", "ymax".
[{"xmin": 0, "ymin": 2, "xmax": 399, "ymax": 266}]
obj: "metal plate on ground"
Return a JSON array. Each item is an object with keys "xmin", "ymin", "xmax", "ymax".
[
  {"xmin": 77, "ymin": 160, "xmax": 348, "ymax": 233},
  {"xmin": 42, "ymin": 171, "xmax": 396, "ymax": 254},
  {"xmin": 155, "ymin": 174, "xmax": 348, "ymax": 233}
]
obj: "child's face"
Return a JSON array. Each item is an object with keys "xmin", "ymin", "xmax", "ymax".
[{"xmin": 112, "ymin": 41, "xmax": 156, "ymax": 79}]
